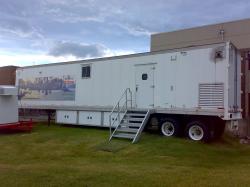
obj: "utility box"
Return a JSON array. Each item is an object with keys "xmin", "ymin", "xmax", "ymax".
[{"xmin": 0, "ymin": 86, "xmax": 18, "ymax": 125}]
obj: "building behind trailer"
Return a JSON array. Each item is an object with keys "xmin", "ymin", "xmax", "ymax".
[{"xmin": 0, "ymin": 66, "xmax": 18, "ymax": 85}]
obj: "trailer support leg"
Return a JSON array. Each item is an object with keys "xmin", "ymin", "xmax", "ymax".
[{"xmin": 47, "ymin": 110, "xmax": 52, "ymax": 127}]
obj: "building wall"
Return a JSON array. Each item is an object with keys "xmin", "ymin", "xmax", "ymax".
[
  {"xmin": 0, "ymin": 66, "xmax": 18, "ymax": 85},
  {"xmin": 151, "ymin": 18, "xmax": 250, "ymax": 52},
  {"xmin": 242, "ymin": 52, "xmax": 250, "ymax": 136}
]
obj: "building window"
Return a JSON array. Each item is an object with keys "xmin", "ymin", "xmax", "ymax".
[{"xmin": 82, "ymin": 65, "xmax": 91, "ymax": 78}]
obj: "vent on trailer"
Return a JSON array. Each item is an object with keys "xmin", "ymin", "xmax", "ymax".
[{"xmin": 199, "ymin": 83, "xmax": 224, "ymax": 109}]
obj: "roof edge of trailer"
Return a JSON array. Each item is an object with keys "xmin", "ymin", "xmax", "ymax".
[{"xmin": 17, "ymin": 41, "xmax": 230, "ymax": 70}]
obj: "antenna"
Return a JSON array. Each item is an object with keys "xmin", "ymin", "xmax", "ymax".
[{"xmin": 219, "ymin": 29, "xmax": 225, "ymax": 41}]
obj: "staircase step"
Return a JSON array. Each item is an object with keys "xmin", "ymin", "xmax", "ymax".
[
  {"xmin": 110, "ymin": 109, "xmax": 151, "ymax": 143},
  {"xmin": 128, "ymin": 110, "xmax": 148, "ymax": 113},
  {"xmin": 126, "ymin": 113, "xmax": 146, "ymax": 117},
  {"xmin": 116, "ymin": 127, "xmax": 138, "ymax": 133},
  {"xmin": 113, "ymin": 133, "xmax": 135, "ymax": 139},
  {"xmin": 125, "ymin": 117, "xmax": 144, "ymax": 122},
  {"xmin": 120, "ymin": 122, "xmax": 141, "ymax": 127}
]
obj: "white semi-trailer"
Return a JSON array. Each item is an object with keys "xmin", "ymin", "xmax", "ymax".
[{"xmin": 16, "ymin": 42, "xmax": 241, "ymax": 142}]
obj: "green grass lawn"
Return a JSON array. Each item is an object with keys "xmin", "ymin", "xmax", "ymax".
[{"xmin": 0, "ymin": 123, "xmax": 250, "ymax": 187}]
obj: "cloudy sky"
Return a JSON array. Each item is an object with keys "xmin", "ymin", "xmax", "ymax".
[{"xmin": 1, "ymin": 0, "xmax": 250, "ymax": 67}]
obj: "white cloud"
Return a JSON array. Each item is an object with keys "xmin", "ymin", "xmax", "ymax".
[
  {"xmin": 1, "ymin": 0, "xmax": 250, "ymax": 68},
  {"xmin": 48, "ymin": 41, "xmax": 135, "ymax": 59},
  {"xmin": 103, "ymin": 49, "xmax": 134, "ymax": 57},
  {"xmin": 0, "ymin": 48, "xmax": 134, "ymax": 67},
  {"xmin": 48, "ymin": 41, "xmax": 107, "ymax": 58},
  {"xmin": 115, "ymin": 23, "xmax": 152, "ymax": 37},
  {"xmin": 0, "ymin": 53, "xmax": 77, "ymax": 67}
]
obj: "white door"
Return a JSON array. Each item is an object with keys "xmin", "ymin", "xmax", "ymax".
[{"xmin": 135, "ymin": 64, "xmax": 155, "ymax": 108}]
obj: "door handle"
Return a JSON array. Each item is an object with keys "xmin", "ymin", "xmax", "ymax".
[{"xmin": 136, "ymin": 85, "xmax": 138, "ymax": 92}]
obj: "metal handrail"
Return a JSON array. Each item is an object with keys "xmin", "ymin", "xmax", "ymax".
[{"xmin": 109, "ymin": 88, "xmax": 132, "ymax": 140}]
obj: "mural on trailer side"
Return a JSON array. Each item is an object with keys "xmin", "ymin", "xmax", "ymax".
[{"xmin": 18, "ymin": 75, "xmax": 76, "ymax": 101}]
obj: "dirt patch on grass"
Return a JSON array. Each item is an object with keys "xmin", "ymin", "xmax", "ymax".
[{"xmin": 94, "ymin": 141, "xmax": 130, "ymax": 153}]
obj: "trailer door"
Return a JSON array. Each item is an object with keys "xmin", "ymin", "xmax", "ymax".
[{"xmin": 135, "ymin": 64, "xmax": 155, "ymax": 108}]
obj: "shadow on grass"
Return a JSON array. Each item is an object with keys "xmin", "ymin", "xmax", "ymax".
[
  {"xmin": 59, "ymin": 124, "xmax": 109, "ymax": 131},
  {"xmin": 208, "ymin": 134, "xmax": 242, "ymax": 148},
  {"xmin": 0, "ymin": 129, "xmax": 32, "ymax": 136},
  {"xmin": 94, "ymin": 140, "xmax": 130, "ymax": 153}
]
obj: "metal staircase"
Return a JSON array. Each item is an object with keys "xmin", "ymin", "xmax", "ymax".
[{"xmin": 109, "ymin": 88, "xmax": 151, "ymax": 143}]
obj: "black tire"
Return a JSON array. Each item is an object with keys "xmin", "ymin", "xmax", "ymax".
[
  {"xmin": 160, "ymin": 118, "xmax": 181, "ymax": 137},
  {"xmin": 144, "ymin": 117, "xmax": 159, "ymax": 132},
  {"xmin": 185, "ymin": 121, "xmax": 211, "ymax": 142}
]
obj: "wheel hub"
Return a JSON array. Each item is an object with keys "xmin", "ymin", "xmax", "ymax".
[
  {"xmin": 162, "ymin": 122, "xmax": 175, "ymax": 136},
  {"xmin": 189, "ymin": 125, "xmax": 204, "ymax": 141}
]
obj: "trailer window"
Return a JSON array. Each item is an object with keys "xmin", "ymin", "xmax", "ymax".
[
  {"xmin": 142, "ymin": 73, "xmax": 148, "ymax": 80},
  {"xmin": 82, "ymin": 66, "xmax": 91, "ymax": 78}
]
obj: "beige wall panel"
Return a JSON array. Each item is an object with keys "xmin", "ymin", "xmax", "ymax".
[
  {"xmin": 152, "ymin": 38, "xmax": 223, "ymax": 51},
  {"xmin": 151, "ymin": 24, "xmax": 222, "ymax": 47},
  {"xmin": 226, "ymin": 34, "xmax": 250, "ymax": 50},
  {"xmin": 222, "ymin": 19, "xmax": 250, "ymax": 36},
  {"xmin": 151, "ymin": 19, "xmax": 250, "ymax": 51}
]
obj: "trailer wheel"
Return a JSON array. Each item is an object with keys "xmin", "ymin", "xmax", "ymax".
[
  {"xmin": 160, "ymin": 118, "xmax": 181, "ymax": 137},
  {"xmin": 186, "ymin": 121, "xmax": 210, "ymax": 142}
]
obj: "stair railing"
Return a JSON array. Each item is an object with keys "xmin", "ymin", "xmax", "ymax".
[{"xmin": 109, "ymin": 88, "xmax": 132, "ymax": 140}]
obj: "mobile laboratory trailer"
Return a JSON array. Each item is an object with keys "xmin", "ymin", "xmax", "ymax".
[{"xmin": 16, "ymin": 42, "xmax": 241, "ymax": 142}]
